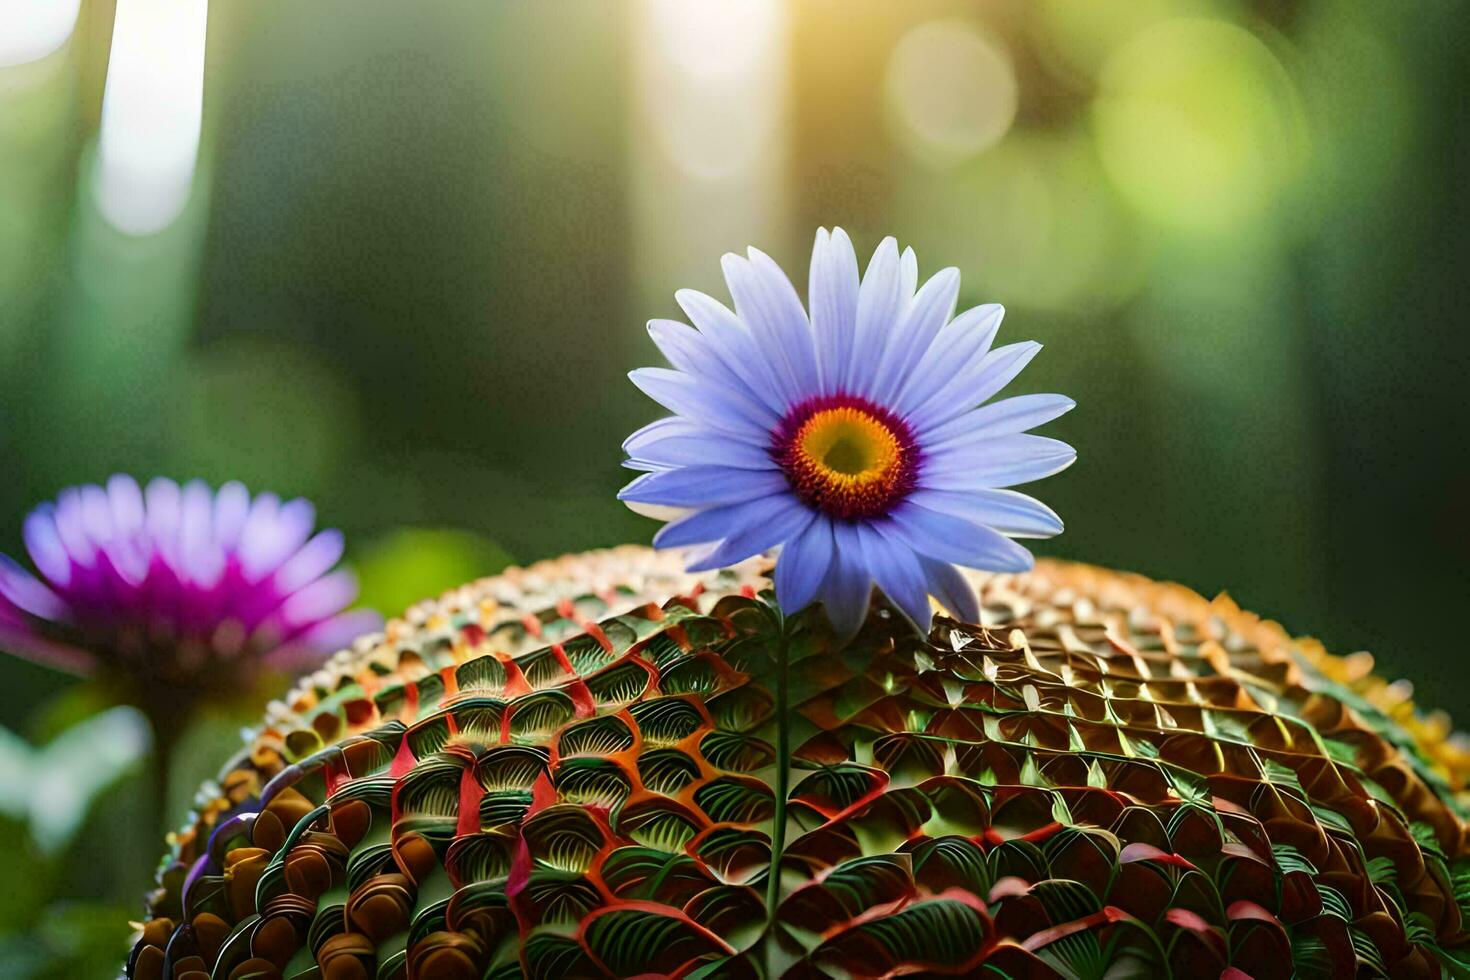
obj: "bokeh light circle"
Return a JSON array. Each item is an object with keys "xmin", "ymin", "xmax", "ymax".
[
  {"xmin": 1092, "ymin": 18, "xmax": 1308, "ymax": 235},
  {"xmin": 646, "ymin": 0, "xmax": 782, "ymax": 81},
  {"xmin": 0, "ymin": 0, "xmax": 82, "ymax": 68},
  {"xmin": 885, "ymin": 20, "xmax": 1018, "ymax": 169},
  {"xmin": 641, "ymin": 0, "xmax": 786, "ymax": 181},
  {"xmin": 896, "ymin": 132, "xmax": 1145, "ymax": 313},
  {"xmin": 1034, "ymin": 0, "xmax": 1208, "ymax": 82}
]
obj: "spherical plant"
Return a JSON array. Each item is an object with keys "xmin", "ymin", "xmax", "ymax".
[
  {"xmin": 127, "ymin": 547, "xmax": 1470, "ymax": 979},
  {"xmin": 0, "ymin": 476, "xmax": 379, "ymax": 717}
]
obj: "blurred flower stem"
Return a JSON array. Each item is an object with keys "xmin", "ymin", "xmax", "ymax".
[{"xmin": 137, "ymin": 688, "xmax": 185, "ymax": 841}]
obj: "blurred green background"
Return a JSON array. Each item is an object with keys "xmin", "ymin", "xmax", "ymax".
[{"xmin": 1, "ymin": 0, "xmax": 1466, "ymax": 975}]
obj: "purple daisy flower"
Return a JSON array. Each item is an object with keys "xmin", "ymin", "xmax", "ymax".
[
  {"xmin": 0, "ymin": 476, "xmax": 381, "ymax": 698},
  {"xmin": 620, "ymin": 227, "xmax": 1075, "ymax": 634}
]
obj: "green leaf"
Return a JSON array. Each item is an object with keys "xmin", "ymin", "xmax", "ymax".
[
  {"xmin": 1036, "ymin": 927, "xmax": 1105, "ymax": 979},
  {"xmin": 1410, "ymin": 821, "xmax": 1445, "ymax": 858},
  {"xmin": 824, "ymin": 898, "xmax": 987, "ymax": 971},
  {"xmin": 1289, "ymin": 931, "xmax": 1334, "ymax": 979},
  {"xmin": 1030, "ymin": 878, "xmax": 1101, "ymax": 922},
  {"xmin": 791, "ymin": 855, "xmax": 914, "ymax": 925},
  {"xmin": 1350, "ymin": 925, "xmax": 1388, "ymax": 976},
  {"xmin": 1309, "ymin": 804, "xmax": 1354, "ymax": 836},
  {"xmin": 0, "ymin": 707, "xmax": 150, "ymax": 854},
  {"xmin": 1271, "ymin": 843, "xmax": 1317, "ymax": 878},
  {"xmin": 583, "ymin": 908, "xmax": 726, "ymax": 976},
  {"xmin": 1260, "ymin": 757, "xmax": 1305, "ymax": 797},
  {"xmin": 520, "ymin": 932, "xmax": 596, "ymax": 978},
  {"xmin": 1317, "ymin": 885, "xmax": 1353, "ymax": 922},
  {"xmin": 1365, "ymin": 855, "xmax": 1397, "ymax": 886},
  {"xmin": 913, "ymin": 837, "xmax": 991, "ymax": 894}
]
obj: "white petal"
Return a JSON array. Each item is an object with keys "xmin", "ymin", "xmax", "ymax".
[
  {"xmin": 773, "ymin": 517, "xmax": 833, "ymax": 614},
  {"xmin": 685, "ymin": 496, "xmax": 815, "ymax": 571},
  {"xmin": 648, "ymin": 318, "xmax": 778, "ymax": 414},
  {"xmin": 919, "ymin": 557, "xmax": 980, "ymax": 624},
  {"xmin": 892, "ymin": 303, "xmax": 1004, "ymax": 418},
  {"xmin": 0, "ymin": 555, "xmax": 68, "ymax": 620},
  {"xmin": 907, "ymin": 488, "xmax": 1063, "ymax": 539},
  {"xmin": 863, "ymin": 521, "xmax": 934, "ymax": 631},
  {"xmin": 870, "ymin": 266, "xmax": 960, "ymax": 406},
  {"xmin": 629, "ymin": 367, "xmax": 776, "ymax": 436},
  {"xmin": 847, "ymin": 236, "xmax": 903, "ymax": 396},
  {"xmin": 211, "ymin": 480, "xmax": 251, "ymax": 551},
  {"xmin": 619, "ymin": 465, "xmax": 790, "ymax": 508},
  {"xmin": 721, "ymin": 251, "xmax": 812, "ymax": 408},
  {"xmin": 749, "ymin": 246, "xmax": 820, "ymax": 393},
  {"xmin": 818, "ymin": 522, "xmax": 874, "ymax": 637},
  {"xmin": 624, "ymin": 501, "xmax": 693, "ymax": 522},
  {"xmin": 899, "ymin": 246, "xmax": 918, "ymax": 301},
  {"xmin": 907, "ymin": 341, "xmax": 1042, "ymax": 433},
  {"xmin": 624, "ymin": 416, "xmax": 703, "ymax": 454},
  {"xmin": 654, "ymin": 494, "xmax": 792, "ymax": 549},
  {"xmin": 809, "ymin": 227, "xmax": 858, "ymax": 395},
  {"xmin": 676, "ymin": 288, "xmax": 788, "ymax": 415},
  {"xmin": 23, "ymin": 508, "xmax": 71, "ymax": 587},
  {"xmin": 921, "ymin": 434, "xmax": 1077, "ymax": 490},
  {"xmin": 924, "ymin": 393, "xmax": 1076, "ymax": 448},
  {"xmin": 626, "ymin": 431, "xmax": 775, "ymax": 471},
  {"xmin": 888, "ymin": 501, "xmax": 1035, "ymax": 572}
]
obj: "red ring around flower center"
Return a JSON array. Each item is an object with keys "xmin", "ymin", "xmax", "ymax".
[{"xmin": 772, "ymin": 394, "xmax": 920, "ymax": 520}]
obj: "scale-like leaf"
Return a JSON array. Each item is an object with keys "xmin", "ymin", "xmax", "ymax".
[{"xmin": 121, "ymin": 549, "xmax": 1470, "ymax": 979}]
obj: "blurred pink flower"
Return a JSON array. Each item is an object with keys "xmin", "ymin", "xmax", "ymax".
[{"xmin": 0, "ymin": 476, "xmax": 381, "ymax": 701}]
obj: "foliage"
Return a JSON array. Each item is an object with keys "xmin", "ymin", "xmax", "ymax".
[{"xmin": 125, "ymin": 549, "xmax": 1470, "ymax": 977}]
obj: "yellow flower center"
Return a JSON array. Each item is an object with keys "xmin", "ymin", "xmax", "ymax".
[
  {"xmin": 798, "ymin": 407, "xmax": 901, "ymax": 479},
  {"xmin": 775, "ymin": 397, "xmax": 918, "ymax": 519}
]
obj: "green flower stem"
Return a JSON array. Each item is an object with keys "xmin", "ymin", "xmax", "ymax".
[
  {"xmin": 766, "ymin": 621, "xmax": 790, "ymax": 922},
  {"xmin": 148, "ymin": 720, "xmax": 177, "ymax": 840},
  {"xmin": 136, "ymin": 689, "xmax": 189, "ymax": 842}
]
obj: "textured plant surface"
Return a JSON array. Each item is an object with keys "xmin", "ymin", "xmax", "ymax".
[{"xmin": 128, "ymin": 547, "xmax": 1470, "ymax": 978}]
